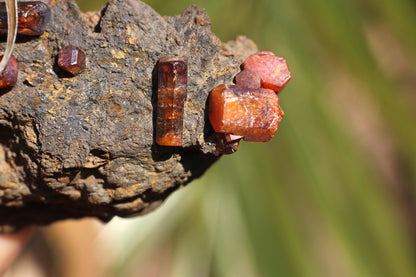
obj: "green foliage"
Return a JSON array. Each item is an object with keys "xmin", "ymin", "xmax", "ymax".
[{"xmin": 78, "ymin": 0, "xmax": 416, "ymax": 276}]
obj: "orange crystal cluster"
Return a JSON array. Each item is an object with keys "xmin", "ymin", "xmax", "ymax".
[
  {"xmin": 155, "ymin": 56, "xmax": 188, "ymax": 146},
  {"xmin": 209, "ymin": 51, "xmax": 291, "ymax": 153},
  {"xmin": 0, "ymin": 1, "xmax": 51, "ymax": 36}
]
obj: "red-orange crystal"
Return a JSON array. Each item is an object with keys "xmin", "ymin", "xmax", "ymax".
[
  {"xmin": 242, "ymin": 51, "xmax": 291, "ymax": 93},
  {"xmin": 57, "ymin": 45, "xmax": 86, "ymax": 76},
  {"xmin": 156, "ymin": 56, "xmax": 188, "ymax": 146},
  {"xmin": 235, "ymin": 68, "xmax": 260, "ymax": 89},
  {"xmin": 0, "ymin": 1, "xmax": 51, "ymax": 36},
  {"xmin": 0, "ymin": 54, "xmax": 18, "ymax": 89},
  {"xmin": 209, "ymin": 84, "xmax": 284, "ymax": 142}
]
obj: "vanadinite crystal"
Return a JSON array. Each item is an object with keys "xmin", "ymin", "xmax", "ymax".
[
  {"xmin": 242, "ymin": 51, "xmax": 291, "ymax": 93},
  {"xmin": 57, "ymin": 45, "xmax": 86, "ymax": 76},
  {"xmin": 156, "ymin": 56, "xmax": 188, "ymax": 146},
  {"xmin": 0, "ymin": 1, "xmax": 51, "ymax": 36},
  {"xmin": 235, "ymin": 68, "xmax": 261, "ymax": 89},
  {"xmin": 209, "ymin": 84, "xmax": 284, "ymax": 142},
  {"xmin": 0, "ymin": 54, "xmax": 18, "ymax": 89}
]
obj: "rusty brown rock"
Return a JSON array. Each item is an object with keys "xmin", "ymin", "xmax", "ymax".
[{"xmin": 0, "ymin": 0, "xmax": 258, "ymax": 232}]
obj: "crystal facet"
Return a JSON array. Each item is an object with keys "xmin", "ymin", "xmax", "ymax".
[
  {"xmin": 57, "ymin": 45, "xmax": 86, "ymax": 76},
  {"xmin": 209, "ymin": 84, "xmax": 284, "ymax": 142},
  {"xmin": 0, "ymin": 54, "xmax": 18, "ymax": 89},
  {"xmin": 235, "ymin": 68, "xmax": 261, "ymax": 89},
  {"xmin": 0, "ymin": 1, "xmax": 51, "ymax": 36},
  {"xmin": 242, "ymin": 51, "xmax": 291, "ymax": 93},
  {"xmin": 156, "ymin": 56, "xmax": 188, "ymax": 146}
]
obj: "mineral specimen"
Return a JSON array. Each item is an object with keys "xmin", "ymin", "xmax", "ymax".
[
  {"xmin": 242, "ymin": 51, "xmax": 291, "ymax": 93},
  {"xmin": 57, "ymin": 44, "xmax": 86, "ymax": 76},
  {"xmin": 209, "ymin": 84, "xmax": 284, "ymax": 142},
  {"xmin": 0, "ymin": 1, "xmax": 51, "ymax": 36},
  {"xmin": 0, "ymin": 0, "xmax": 262, "ymax": 231},
  {"xmin": 156, "ymin": 56, "xmax": 188, "ymax": 146}
]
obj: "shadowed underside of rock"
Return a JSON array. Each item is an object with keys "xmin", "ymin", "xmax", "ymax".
[{"xmin": 0, "ymin": 0, "xmax": 257, "ymax": 232}]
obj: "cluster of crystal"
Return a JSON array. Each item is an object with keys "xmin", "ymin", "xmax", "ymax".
[
  {"xmin": 155, "ymin": 56, "xmax": 188, "ymax": 146},
  {"xmin": 57, "ymin": 45, "xmax": 86, "ymax": 76},
  {"xmin": 209, "ymin": 84, "xmax": 284, "ymax": 142},
  {"xmin": 242, "ymin": 50, "xmax": 291, "ymax": 93},
  {"xmin": 0, "ymin": 54, "xmax": 18, "ymax": 89},
  {"xmin": 209, "ymin": 51, "xmax": 291, "ymax": 152},
  {"xmin": 0, "ymin": 1, "xmax": 51, "ymax": 36}
]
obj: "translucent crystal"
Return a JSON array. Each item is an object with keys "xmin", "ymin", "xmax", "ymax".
[
  {"xmin": 209, "ymin": 84, "xmax": 284, "ymax": 142},
  {"xmin": 156, "ymin": 56, "xmax": 188, "ymax": 146},
  {"xmin": 242, "ymin": 51, "xmax": 291, "ymax": 93},
  {"xmin": 57, "ymin": 45, "xmax": 86, "ymax": 76}
]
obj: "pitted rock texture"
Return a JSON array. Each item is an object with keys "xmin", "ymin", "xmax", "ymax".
[{"xmin": 0, "ymin": 0, "xmax": 257, "ymax": 232}]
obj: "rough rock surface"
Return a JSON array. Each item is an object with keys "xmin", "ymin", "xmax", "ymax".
[{"xmin": 0, "ymin": 0, "xmax": 257, "ymax": 232}]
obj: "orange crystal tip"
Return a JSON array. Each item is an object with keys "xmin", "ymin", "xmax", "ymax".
[
  {"xmin": 209, "ymin": 84, "xmax": 284, "ymax": 142},
  {"xmin": 242, "ymin": 51, "xmax": 291, "ymax": 93},
  {"xmin": 155, "ymin": 130, "xmax": 183, "ymax": 146},
  {"xmin": 0, "ymin": 54, "xmax": 18, "ymax": 89}
]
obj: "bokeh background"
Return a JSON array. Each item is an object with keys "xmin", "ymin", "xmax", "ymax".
[{"xmin": 5, "ymin": 0, "xmax": 416, "ymax": 276}]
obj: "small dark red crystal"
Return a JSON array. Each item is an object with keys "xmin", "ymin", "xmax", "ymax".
[
  {"xmin": 0, "ymin": 1, "xmax": 51, "ymax": 36},
  {"xmin": 0, "ymin": 54, "xmax": 18, "ymax": 89},
  {"xmin": 57, "ymin": 45, "xmax": 86, "ymax": 76},
  {"xmin": 235, "ymin": 68, "xmax": 261, "ymax": 89}
]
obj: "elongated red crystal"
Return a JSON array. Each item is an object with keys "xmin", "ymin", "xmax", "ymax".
[
  {"xmin": 242, "ymin": 51, "xmax": 291, "ymax": 93},
  {"xmin": 57, "ymin": 45, "xmax": 86, "ymax": 76},
  {"xmin": 0, "ymin": 1, "xmax": 51, "ymax": 36},
  {"xmin": 156, "ymin": 56, "xmax": 188, "ymax": 146},
  {"xmin": 0, "ymin": 54, "xmax": 18, "ymax": 89},
  {"xmin": 209, "ymin": 84, "xmax": 284, "ymax": 142}
]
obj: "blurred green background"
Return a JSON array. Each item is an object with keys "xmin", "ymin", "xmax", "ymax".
[{"xmin": 13, "ymin": 0, "xmax": 416, "ymax": 276}]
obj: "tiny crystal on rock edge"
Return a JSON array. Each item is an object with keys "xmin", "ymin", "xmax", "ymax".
[
  {"xmin": 57, "ymin": 45, "xmax": 86, "ymax": 76},
  {"xmin": 214, "ymin": 133, "xmax": 240, "ymax": 155},
  {"xmin": 242, "ymin": 51, "xmax": 291, "ymax": 93},
  {"xmin": 0, "ymin": 54, "xmax": 18, "ymax": 89},
  {"xmin": 0, "ymin": 1, "xmax": 51, "ymax": 36},
  {"xmin": 209, "ymin": 84, "xmax": 284, "ymax": 142},
  {"xmin": 156, "ymin": 56, "xmax": 188, "ymax": 146}
]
